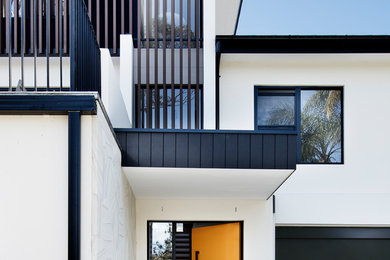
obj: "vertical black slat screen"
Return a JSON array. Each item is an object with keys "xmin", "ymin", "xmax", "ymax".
[
  {"xmin": 195, "ymin": 0, "xmax": 200, "ymax": 129},
  {"xmin": 186, "ymin": 0, "xmax": 191, "ymax": 129},
  {"xmin": 136, "ymin": 0, "xmax": 141, "ymax": 127},
  {"xmin": 70, "ymin": 0, "xmax": 101, "ymax": 94},
  {"xmin": 134, "ymin": 0, "xmax": 203, "ymax": 130},
  {"xmin": 162, "ymin": 0, "xmax": 167, "ymax": 128},
  {"xmin": 117, "ymin": 131, "xmax": 297, "ymax": 170},
  {"xmin": 225, "ymin": 134, "xmax": 238, "ymax": 168},
  {"xmin": 179, "ymin": 0, "xmax": 184, "ymax": 129},
  {"xmin": 13, "ymin": 0, "xmax": 17, "ymax": 54},
  {"xmin": 145, "ymin": 0, "xmax": 151, "ymax": 128},
  {"xmin": 154, "ymin": 0, "xmax": 160, "ymax": 128},
  {"xmin": 171, "ymin": 0, "xmax": 175, "ymax": 129}
]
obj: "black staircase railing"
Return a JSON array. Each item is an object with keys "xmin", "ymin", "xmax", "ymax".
[
  {"xmin": 1, "ymin": 0, "xmax": 100, "ymax": 94},
  {"xmin": 70, "ymin": 0, "xmax": 101, "ymax": 94}
]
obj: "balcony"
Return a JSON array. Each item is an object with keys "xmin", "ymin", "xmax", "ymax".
[
  {"xmin": 116, "ymin": 129, "xmax": 296, "ymax": 169},
  {"xmin": 116, "ymin": 129, "xmax": 297, "ymax": 199}
]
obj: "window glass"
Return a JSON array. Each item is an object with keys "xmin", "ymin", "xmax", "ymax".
[
  {"xmin": 150, "ymin": 222, "xmax": 173, "ymax": 260},
  {"xmin": 257, "ymin": 91, "xmax": 295, "ymax": 127},
  {"xmin": 300, "ymin": 90, "xmax": 342, "ymax": 163}
]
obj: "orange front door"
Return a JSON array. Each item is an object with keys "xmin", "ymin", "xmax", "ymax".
[{"xmin": 191, "ymin": 222, "xmax": 241, "ymax": 260}]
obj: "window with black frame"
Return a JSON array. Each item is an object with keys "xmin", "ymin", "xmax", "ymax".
[{"xmin": 256, "ymin": 87, "xmax": 343, "ymax": 164}]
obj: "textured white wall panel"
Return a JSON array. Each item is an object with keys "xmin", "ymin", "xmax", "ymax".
[{"xmin": 85, "ymin": 107, "xmax": 136, "ymax": 260}]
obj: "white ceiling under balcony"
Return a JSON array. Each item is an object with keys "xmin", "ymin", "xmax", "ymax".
[
  {"xmin": 122, "ymin": 167, "xmax": 294, "ymax": 200},
  {"xmin": 215, "ymin": 0, "xmax": 242, "ymax": 35}
]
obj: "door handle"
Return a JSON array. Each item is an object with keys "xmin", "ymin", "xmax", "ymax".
[{"xmin": 195, "ymin": 251, "xmax": 200, "ymax": 260}]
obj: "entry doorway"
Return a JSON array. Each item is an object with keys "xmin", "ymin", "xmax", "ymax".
[{"xmin": 148, "ymin": 221, "xmax": 243, "ymax": 260}]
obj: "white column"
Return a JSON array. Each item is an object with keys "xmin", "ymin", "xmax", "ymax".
[
  {"xmin": 203, "ymin": 0, "xmax": 216, "ymax": 129},
  {"xmin": 120, "ymin": 34, "xmax": 135, "ymax": 127}
]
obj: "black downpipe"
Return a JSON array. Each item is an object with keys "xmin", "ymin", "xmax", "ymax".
[
  {"xmin": 216, "ymin": 41, "xmax": 221, "ymax": 130},
  {"xmin": 68, "ymin": 111, "xmax": 81, "ymax": 260}
]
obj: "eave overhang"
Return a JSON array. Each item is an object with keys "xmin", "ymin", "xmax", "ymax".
[
  {"xmin": 216, "ymin": 35, "xmax": 390, "ymax": 54},
  {"xmin": 0, "ymin": 92, "xmax": 98, "ymax": 115}
]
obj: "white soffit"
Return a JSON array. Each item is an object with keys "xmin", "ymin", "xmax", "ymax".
[
  {"xmin": 215, "ymin": 0, "xmax": 242, "ymax": 35},
  {"xmin": 123, "ymin": 167, "xmax": 294, "ymax": 200}
]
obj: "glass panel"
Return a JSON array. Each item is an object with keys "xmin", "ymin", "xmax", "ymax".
[
  {"xmin": 182, "ymin": 88, "xmax": 188, "ymax": 129},
  {"xmin": 301, "ymin": 90, "xmax": 342, "ymax": 163},
  {"xmin": 257, "ymin": 92, "xmax": 295, "ymax": 126},
  {"xmin": 175, "ymin": 88, "xmax": 181, "ymax": 129},
  {"xmin": 151, "ymin": 222, "xmax": 173, "ymax": 260},
  {"xmin": 167, "ymin": 89, "xmax": 172, "ymax": 129}
]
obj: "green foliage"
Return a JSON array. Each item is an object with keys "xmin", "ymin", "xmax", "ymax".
[
  {"xmin": 300, "ymin": 90, "xmax": 341, "ymax": 163},
  {"xmin": 264, "ymin": 90, "xmax": 342, "ymax": 163},
  {"xmin": 151, "ymin": 226, "xmax": 173, "ymax": 260}
]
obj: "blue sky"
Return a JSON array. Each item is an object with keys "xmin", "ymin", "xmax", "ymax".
[{"xmin": 236, "ymin": 0, "xmax": 390, "ymax": 35}]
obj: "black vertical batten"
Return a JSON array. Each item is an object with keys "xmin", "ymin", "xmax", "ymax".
[
  {"xmin": 154, "ymin": 0, "xmax": 160, "ymax": 128},
  {"xmin": 68, "ymin": 111, "xmax": 81, "ymax": 260},
  {"xmin": 215, "ymin": 41, "xmax": 221, "ymax": 130},
  {"xmin": 46, "ymin": 0, "xmax": 50, "ymax": 90},
  {"xmin": 162, "ymin": 0, "xmax": 167, "ymax": 128},
  {"xmin": 195, "ymin": 0, "xmax": 200, "ymax": 129},
  {"xmin": 145, "ymin": 0, "xmax": 151, "ymax": 128},
  {"xmin": 187, "ymin": 0, "xmax": 191, "ymax": 129},
  {"xmin": 171, "ymin": 0, "xmax": 175, "ymax": 129}
]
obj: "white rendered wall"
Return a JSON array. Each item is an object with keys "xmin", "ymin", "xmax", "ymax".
[
  {"xmin": 136, "ymin": 199, "xmax": 275, "ymax": 260},
  {"xmin": 219, "ymin": 53, "xmax": 390, "ymax": 225},
  {"xmin": 81, "ymin": 105, "xmax": 136, "ymax": 260},
  {"xmin": 0, "ymin": 115, "xmax": 68, "ymax": 260},
  {"xmin": 101, "ymin": 48, "xmax": 132, "ymax": 128},
  {"xmin": 0, "ymin": 57, "xmax": 70, "ymax": 88}
]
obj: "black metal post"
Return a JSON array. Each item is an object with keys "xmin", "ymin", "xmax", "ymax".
[{"xmin": 68, "ymin": 111, "xmax": 81, "ymax": 260}]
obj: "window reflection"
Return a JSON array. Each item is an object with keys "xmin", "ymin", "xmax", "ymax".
[
  {"xmin": 300, "ymin": 90, "xmax": 342, "ymax": 163},
  {"xmin": 257, "ymin": 90, "xmax": 295, "ymax": 127},
  {"xmin": 150, "ymin": 222, "xmax": 173, "ymax": 260}
]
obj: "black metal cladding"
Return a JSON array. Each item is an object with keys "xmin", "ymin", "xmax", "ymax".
[
  {"xmin": 115, "ymin": 130, "xmax": 297, "ymax": 169},
  {"xmin": 70, "ymin": 0, "xmax": 101, "ymax": 94},
  {"xmin": 216, "ymin": 35, "xmax": 390, "ymax": 54},
  {"xmin": 276, "ymin": 227, "xmax": 390, "ymax": 260}
]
